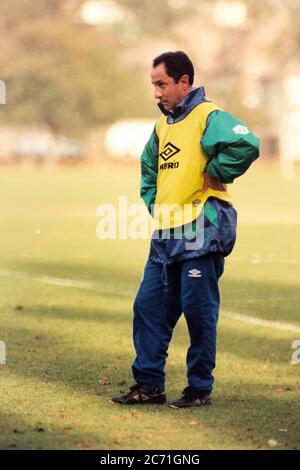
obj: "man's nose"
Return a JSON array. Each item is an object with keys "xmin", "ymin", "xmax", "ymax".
[{"xmin": 154, "ymin": 88, "xmax": 163, "ymax": 100}]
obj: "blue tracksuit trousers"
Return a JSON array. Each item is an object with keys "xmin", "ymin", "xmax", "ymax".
[{"xmin": 131, "ymin": 252, "xmax": 224, "ymax": 392}]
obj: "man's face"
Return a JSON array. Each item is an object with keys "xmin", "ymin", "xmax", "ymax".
[{"xmin": 151, "ymin": 63, "xmax": 190, "ymax": 111}]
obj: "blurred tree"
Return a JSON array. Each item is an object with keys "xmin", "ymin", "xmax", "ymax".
[
  {"xmin": 115, "ymin": 0, "xmax": 190, "ymax": 36},
  {"xmin": 1, "ymin": 0, "xmax": 300, "ymax": 137},
  {"xmin": 0, "ymin": 0, "xmax": 153, "ymax": 135}
]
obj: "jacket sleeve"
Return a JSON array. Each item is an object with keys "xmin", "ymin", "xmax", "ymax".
[
  {"xmin": 140, "ymin": 127, "xmax": 159, "ymax": 214},
  {"xmin": 201, "ymin": 110, "xmax": 260, "ymax": 183}
]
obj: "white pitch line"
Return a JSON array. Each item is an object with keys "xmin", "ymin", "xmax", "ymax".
[
  {"xmin": 1, "ymin": 268, "xmax": 300, "ymax": 334},
  {"xmin": 222, "ymin": 311, "xmax": 300, "ymax": 334},
  {"xmin": 0, "ymin": 268, "xmax": 135, "ymax": 298}
]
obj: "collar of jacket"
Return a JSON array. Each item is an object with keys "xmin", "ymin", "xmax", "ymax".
[{"xmin": 157, "ymin": 86, "xmax": 207, "ymax": 123}]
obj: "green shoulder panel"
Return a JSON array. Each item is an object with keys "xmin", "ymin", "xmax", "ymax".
[
  {"xmin": 140, "ymin": 127, "xmax": 159, "ymax": 214},
  {"xmin": 201, "ymin": 110, "xmax": 260, "ymax": 183},
  {"xmin": 203, "ymin": 200, "xmax": 219, "ymax": 229}
]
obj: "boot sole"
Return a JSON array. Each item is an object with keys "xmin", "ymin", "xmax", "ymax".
[
  {"xmin": 109, "ymin": 394, "xmax": 166, "ymax": 405},
  {"xmin": 168, "ymin": 400, "xmax": 212, "ymax": 409},
  {"xmin": 109, "ymin": 399, "xmax": 166, "ymax": 405}
]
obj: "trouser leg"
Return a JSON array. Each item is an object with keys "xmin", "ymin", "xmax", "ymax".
[
  {"xmin": 180, "ymin": 253, "xmax": 225, "ymax": 391},
  {"xmin": 131, "ymin": 259, "xmax": 182, "ymax": 391}
]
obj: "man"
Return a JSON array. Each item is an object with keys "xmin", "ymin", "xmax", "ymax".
[{"xmin": 110, "ymin": 51, "xmax": 259, "ymax": 408}]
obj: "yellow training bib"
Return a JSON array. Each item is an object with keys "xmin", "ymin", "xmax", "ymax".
[{"xmin": 154, "ymin": 101, "xmax": 232, "ymax": 229}]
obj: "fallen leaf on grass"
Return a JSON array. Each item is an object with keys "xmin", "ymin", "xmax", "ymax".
[
  {"xmin": 268, "ymin": 439, "xmax": 279, "ymax": 448},
  {"xmin": 274, "ymin": 387, "xmax": 292, "ymax": 394},
  {"xmin": 34, "ymin": 426, "xmax": 46, "ymax": 433},
  {"xmin": 98, "ymin": 379, "xmax": 111, "ymax": 385},
  {"xmin": 79, "ymin": 442, "xmax": 91, "ymax": 449}
]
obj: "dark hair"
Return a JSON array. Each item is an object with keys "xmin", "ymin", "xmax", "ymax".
[{"xmin": 152, "ymin": 51, "xmax": 194, "ymax": 85}]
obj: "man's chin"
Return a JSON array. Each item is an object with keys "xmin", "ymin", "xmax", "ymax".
[{"xmin": 162, "ymin": 103, "xmax": 171, "ymax": 111}]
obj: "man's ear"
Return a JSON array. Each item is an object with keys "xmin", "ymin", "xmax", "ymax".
[{"xmin": 180, "ymin": 74, "xmax": 190, "ymax": 87}]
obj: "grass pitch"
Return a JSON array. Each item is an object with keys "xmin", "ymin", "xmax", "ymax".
[{"xmin": 0, "ymin": 162, "xmax": 299, "ymax": 450}]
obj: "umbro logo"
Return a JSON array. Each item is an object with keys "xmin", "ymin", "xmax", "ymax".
[
  {"xmin": 188, "ymin": 269, "xmax": 202, "ymax": 278},
  {"xmin": 232, "ymin": 124, "xmax": 250, "ymax": 135},
  {"xmin": 132, "ymin": 393, "xmax": 149, "ymax": 401},
  {"xmin": 159, "ymin": 142, "xmax": 180, "ymax": 161},
  {"xmin": 192, "ymin": 199, "xmax": 201, "ymax": 207}
]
